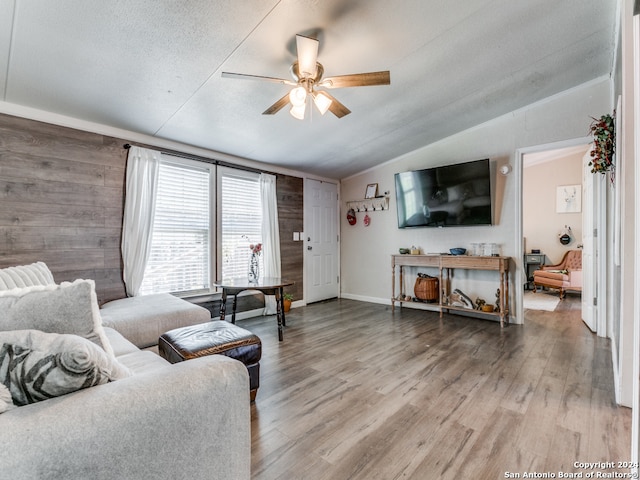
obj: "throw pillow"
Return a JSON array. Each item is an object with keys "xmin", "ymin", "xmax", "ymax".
[
  {"xmin": 0, "ymin": 383, "xmax": 15, "ymax": 413},
  {"xmin": 0, "ymin": 262, "xmax": 56, "ymax": 290},
  {"xmin": 0, "ymin": 279, "xmax": 113, "ymax": 357},
  {"xmin": 0, "ymin": 330, "xmax": 132, "ymax": 409}
]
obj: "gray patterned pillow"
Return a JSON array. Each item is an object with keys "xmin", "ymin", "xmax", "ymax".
[
  {"xmin": 0, "ymin": 330, "xmax": 132, "ymax": 409},
  {"xmin": 0, "ymin": 383, "xmax": 14, "ymax": 413}
]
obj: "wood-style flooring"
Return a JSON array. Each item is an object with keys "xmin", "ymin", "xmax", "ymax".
[{"xmin": 236, "ymin": 295, "xmax": 631, "ymax": 480}]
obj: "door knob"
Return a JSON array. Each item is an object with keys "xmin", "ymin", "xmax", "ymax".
[{"xmin": 307, "ymin": 246, "xmax": 312, "ymax": 250}]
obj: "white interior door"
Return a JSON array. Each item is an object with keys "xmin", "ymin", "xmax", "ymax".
[
  {"xmin": 304, "ymin": 179, "xmax": 339, "ymax": 303},
  {"xmin": 582, "ymin": 148, "xmax": 596, "ymax": 331}
]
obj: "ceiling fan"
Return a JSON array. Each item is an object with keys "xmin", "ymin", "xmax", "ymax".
[{"xmin": 221, "ymin": 34, "xmax": 390, "ymax": 120}]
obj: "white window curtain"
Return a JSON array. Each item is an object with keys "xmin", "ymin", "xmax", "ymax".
[
  {"xmin": 260, "ymin": 173, "xmax": 281, "ymax": 314},
  {"xmin": 121, "ymin": 146, "xmax": 161, "ymax": 297}
]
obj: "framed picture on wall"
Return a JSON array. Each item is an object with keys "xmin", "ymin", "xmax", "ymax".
[
  {"xmin": 556, "ymin": 184, "xmax": 581, "ymax": 213},
  {"xmin": 365, "ymin": 183, "xmax": 378, "ymax": 199}
]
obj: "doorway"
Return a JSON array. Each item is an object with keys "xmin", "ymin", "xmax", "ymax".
[
  {"xmin": 303, "ymin": 179, "xmax": 339, "ymax": 303},
  {"xmin": 516, "ymin": 139, "xmax": 593, "ymax": 328}
]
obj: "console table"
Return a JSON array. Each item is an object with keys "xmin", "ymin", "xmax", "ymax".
[{"xmin": 391, "ymin": 254, "xmax": 510, "ymax": 327}]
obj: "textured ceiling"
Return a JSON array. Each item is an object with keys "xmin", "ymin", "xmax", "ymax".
[{"xmin": 0, "ymin": 0, "xmax": 616, "ymax": 179}]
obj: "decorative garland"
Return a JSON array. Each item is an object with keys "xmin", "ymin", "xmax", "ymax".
[{"xmin": 588, "ymin": 113, "xmax": 615, "ymax": 177}]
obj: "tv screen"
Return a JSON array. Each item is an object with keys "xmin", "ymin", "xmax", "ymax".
[{"xmin": 395, "ymin": 159, "xmax": 492, "ymax": 228}]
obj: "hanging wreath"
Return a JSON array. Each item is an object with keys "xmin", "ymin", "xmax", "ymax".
[{"xmin": 588, "ymin": 113, "xmax": 615, "ymax": 176}]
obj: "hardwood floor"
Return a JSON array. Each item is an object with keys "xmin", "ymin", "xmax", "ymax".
[{"xmin": 236, "ymin": 297, "xmax": 631, "ymax": 480}]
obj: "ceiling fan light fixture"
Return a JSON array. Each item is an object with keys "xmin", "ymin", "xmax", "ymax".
[
  {"xmin": 313, "ymin": 92, "xmax": 332, "ymax": 115},
  {"xmin": 290, "ymin": 103, "xmax": 306, "ymax": 120},
  {"xmin": 289, "ymin": 86, "xmax": 307, "ymax": 107},
  {"xmin": 224, "ymin": 34, "xmax": 389, "ymax": 119},
  {"xmin": 296, "ymin": 35, "xmax": 319, "ymax": 79}
]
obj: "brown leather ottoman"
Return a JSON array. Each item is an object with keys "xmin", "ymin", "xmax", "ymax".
[{"xmin": 158, "ymin": 321, "xmax": 262, "ymax": 401}]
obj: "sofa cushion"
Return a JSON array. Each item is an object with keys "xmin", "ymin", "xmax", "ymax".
[
  {"xmin": 0, "ymin": 279, "xmax": 113, "ymax": 356},
  {"xmin": 0, "ymin": 262, "xmax": 55, "ymax": 290},
  {"xmin": 116, "ymin": 350, "xmax": 171, "ymax": 375},
  {"xmin": 0, "ymin": 329, "xmax": 132, "ymax": 410},
  {"xmin": 100, "ymin": 294, "xmax": 211, "ymax": 348},
  {"xmin": 103, "ymin": 327, "xmax": 139, "ymax": 357},
  {"xmin": 535, "ymin": 270, "xmax": 570, "ymax": 282}
]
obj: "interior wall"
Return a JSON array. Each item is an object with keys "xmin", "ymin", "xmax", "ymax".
[
  {"xmin": 340, "ymin": 78, "xmax": 611, "ymax": 322},
  {"xmin": 523, "ymin": 152, "xmax": 584, "ymax": 264},
  {"xmin": 0, "ymin": 113, "xmax": 127, "ymax": 303},
  {"xmin": 0, "ymin": 112, "xmax": 304, "ymax": 305},
  {"xmin": 615, "ymin": 0, "xmax": 637, "ymax": 410},
  {"xmin": 275, "ymin": 173, "xmax": 304, "ymax": 302}
]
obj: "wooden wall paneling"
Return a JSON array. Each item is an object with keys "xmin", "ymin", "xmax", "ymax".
[
  {"xmin": 1, "ymin": 249, "xmax": 105, "ymax": 274},
  {"xmin": 0, "ymin": 153, "xmax": 107, "ymax": 185},
  {"xmin": 0, "ymin": 117, "xmax": 122, "ymax": 165},
  {"xmin": 1, "ymin": 226, "xmax": 120, "ymax": 250},
  {"xmin": 63, "ymin": 268, "xmax": 127, "ymax": 305},
  {"xmin": 104, "ymin": 207, "xmax": 124, "ymax": 228},
  {"xmin": 0, "ymin": 202, "xmax": 106, "ymax": 227},
  {"xmin": 276, "ymin": 174, "xmax": 304, "ymax": 302},
  {"xmin": 0, "ymin": 177, "xmax": 121, "ymax": 206},
  {"xmin": 104, "ymin": 165, "xmax": 125, "ymax": 189},
  {"xmin": 0, "ymin": 113, "xmax": 127, "ymax": 303}
]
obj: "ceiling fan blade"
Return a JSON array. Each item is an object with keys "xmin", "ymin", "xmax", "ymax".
[
  {"xmin": 222, "ymin": 72, "xmax": 296, "ymax": 86},
  {"xmin": 320, "ymin": 71, "xmax": 390, "ymax": 88},
  {"xmin": 296, "ymin": 34, "xmax": 319, "ymax": 78},
  {"xmin": 262, "ymin": 92, "xmax": 291, "ymax": 115},
  {"xmin": 318, "ymin": 91, "xmax": 351, "ymax": 118}
]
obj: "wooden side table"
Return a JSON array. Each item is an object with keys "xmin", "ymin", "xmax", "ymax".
[
  {"xmin": 213, "ymin": 277, "xmax": 294, "ymax": 341},
  {"xmin": 524, "ymin": 253, "xmax": 546, "ymax": 290}
]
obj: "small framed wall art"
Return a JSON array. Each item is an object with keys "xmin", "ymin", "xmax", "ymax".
[
  {"xmin": 365, "ymin": 183, "xmax": 378, "ymax": 199},
  {"xmin": 556, "ymin": 185, "xmax": 581, "ymax": 213}
]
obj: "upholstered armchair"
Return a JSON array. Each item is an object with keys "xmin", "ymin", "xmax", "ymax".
[{"xmin": 533, "ymin": 250, "xmax": 582, "ymax": 299}]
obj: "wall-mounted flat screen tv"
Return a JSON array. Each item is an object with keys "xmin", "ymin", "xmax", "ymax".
[{"xmin": 395, "ymin": 158, "xmax": 492, "ymax": 228}]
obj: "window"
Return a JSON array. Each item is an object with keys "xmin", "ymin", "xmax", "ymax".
[
  {"xmin": 140, "ymin": 158, "xmax": 212, "ymax": 295},
  {"xmin": 219, "ymin": 168, "xmax": 262, "ymax": 279}
]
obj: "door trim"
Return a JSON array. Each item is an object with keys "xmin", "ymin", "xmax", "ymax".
[
  {"xmin": 303, "ymin": 178, "xmax": 340, "ymax": 304},
  {"xmin": 515, "ymin": 136, "xmax": 592, "ymax": 326}
]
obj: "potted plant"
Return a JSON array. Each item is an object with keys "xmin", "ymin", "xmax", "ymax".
[
  {"xmin": 588, "ymin": 113, "xmax": 615, "ymax": 179},
  {"xmin": 283, "ymin": 293, "xmax": 293, "ymax": 313}
]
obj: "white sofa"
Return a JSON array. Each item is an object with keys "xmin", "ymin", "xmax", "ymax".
[{"xmin": 0, "ymin": 263, "xmax": 250, "ymax": 480}]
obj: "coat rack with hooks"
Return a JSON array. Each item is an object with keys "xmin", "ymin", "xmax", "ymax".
[{"xmin": 346, "ymin": 196, "xmax": 389, "ymax": 212}]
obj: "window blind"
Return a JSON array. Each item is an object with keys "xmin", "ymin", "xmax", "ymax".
[
  {"xmin": 140, "ymin": 160, "xmax": 211, "ymax": 295},
  {"xmin": 220, "ymin": 170, "xmax": 262, "ymax": 279}
]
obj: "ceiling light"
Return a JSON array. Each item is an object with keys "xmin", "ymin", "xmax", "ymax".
[
  {"xmin": 289, "ymin": 86, "xmax": 307, "ymax": 107},
  {"xmin": 290, "ymin": 103, "xmax": 306, "ymax": 120},
  {"xmin": 313, "ymin": 92, "xmax": 332, "ymax": 115}
]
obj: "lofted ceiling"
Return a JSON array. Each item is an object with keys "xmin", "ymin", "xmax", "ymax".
[{"xmin": 0, "ymin": 0, "xmax": 616, "ymax": 179}]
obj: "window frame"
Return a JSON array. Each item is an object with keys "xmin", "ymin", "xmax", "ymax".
[
  {"xmin": 139, "ymin": 155, "xmax": 216, "ymax": 297},
  {"xmin": 138, "ymin": 158, "xmax": 265, "ymax": 297},
  {"xmin": 216, "ymin": 166, "xmax": 263, "ymax": 283}
]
